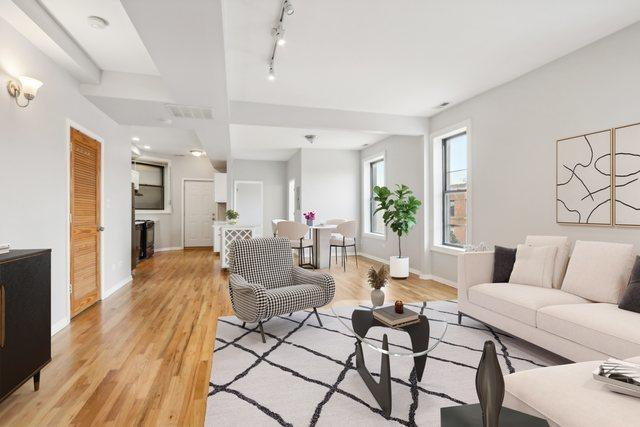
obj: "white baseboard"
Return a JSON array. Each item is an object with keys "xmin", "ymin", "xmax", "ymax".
[
  {"xmin": 358, "ymin": 252, "xmax": 423, "ymax": 276},
  {"xmin": 51, "ymin": 316, "xmax": 70, "ymax": 336},
  {"xmin": 102, "ymin": 275, "xmax": 133, "ymax": 299},
  {"xmin": 155, "ymin": 246, "xmax": 183, "ymax": 252},
  {"xmin": 419, "ymin": 274, "xmax": 457, "ymax": 288}
]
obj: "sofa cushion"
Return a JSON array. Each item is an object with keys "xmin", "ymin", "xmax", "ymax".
[
  {"xmin": 537, "ymin": 303, "xmax": 640, "ymax": 359},
  {"xmin": 504, "ymin": 359, "xmax": 638, "ymax": 427},
  {"xmin": 509, "ymin": 245, "xmax": 557, "ymax": 288},
  {"xmin": 468, "ymin": 283, "xmax": 589, "ymax": 326},
  {"xmin": 561, "ymin": 240, "xmax": 635, "ymax": 304},
  {"xmin": 525, "ymin": 235, "xmax": 570, "ymax": 289},
  {"xmin": 619, "ymin": 256, "xmax": 640, "ymax": 313}
]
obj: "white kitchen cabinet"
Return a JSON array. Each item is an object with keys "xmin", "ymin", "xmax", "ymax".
[{"xmin": 214, "ymin": 173, "xmax": 227, "ymax": 203}]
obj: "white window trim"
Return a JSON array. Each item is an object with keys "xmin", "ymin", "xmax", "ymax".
[
  {"xmin": 430, "ymin": 120, "xmax": 472, "ymax": 254},
  {"xmin": 134, "ymin": 156, "xmax": 173, "ymax": 214},
  {"xmin": 362, "ymin": 151, "xmax": 386, "ymax": 240}
]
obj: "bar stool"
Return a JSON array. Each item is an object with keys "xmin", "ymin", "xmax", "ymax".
[
  {"xmin": 329, "ymin": 220, "xmax": 358, "ymax": 271},
  {"xmin": 276, "ymin": 221, "xmax": 315, "ymax": 269}
]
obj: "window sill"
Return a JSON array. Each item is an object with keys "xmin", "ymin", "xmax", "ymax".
[
  {"xmin": 431, "ymin": 244, "xmax": 465, "ymax": 256},
  {"xmin": 362, "ymin": 232, "xmax": 386, "ymax": 241},
  {"xmin": 136, "ymin": 209, "xmax": 172, "ymax": 215}
]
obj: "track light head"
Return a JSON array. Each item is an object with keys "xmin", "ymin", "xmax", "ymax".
[
  {"xmin": 283, "ymin": 0, "xmax": 294, "ymax": 15},
  {"xmin": 268, "ymin": 65, "xmax": 276, "ymax": 81}
]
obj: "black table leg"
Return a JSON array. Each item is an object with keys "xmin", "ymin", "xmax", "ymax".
[
  {"xmin": 355, "ymin": 334, "xmax": 392, "ymax": 417},
  {"xmin": 405, "ymin": 317, "xmax": 430, "ymax": 381}
]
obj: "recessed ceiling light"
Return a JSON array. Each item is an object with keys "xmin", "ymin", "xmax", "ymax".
[
  {"xmin": 87, "ymin": 16, "xmax": 109, "ymax": 30},
  {"xmin": 143, "ymin": 145, "xmax": 151, "ymax": 150},
  {"xmin": 190, "ymin": 149, "xmax": 205, "ymax": 157},
  {"xmin": 132, "ymin": 136, "xmax": 140, "ymax": 142}
]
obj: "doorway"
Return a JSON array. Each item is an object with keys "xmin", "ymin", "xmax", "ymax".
[
  {"xmin": 234, "ymin": 181, "xmax": 263, "ymax": 231},
  {"xmin": 183, "ymin": 180, "xmax": 215, "ymax": 247},
  {"xmin": 69, "ymin": 128, "xmax": 102, "ymax": 317}
]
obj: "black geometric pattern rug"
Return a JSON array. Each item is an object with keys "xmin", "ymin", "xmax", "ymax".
[{"xmin": 206, "ymin": 300, "xmax": 564, "ymax": 426}]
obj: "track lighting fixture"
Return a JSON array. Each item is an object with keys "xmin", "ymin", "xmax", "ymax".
[
  {"xmin": 267, "ymin": 1, "xmax": 295, "ymax": 80},
  {"xmin": 283, "ymin": 0, "xmax": 294, "ymax": 16}
]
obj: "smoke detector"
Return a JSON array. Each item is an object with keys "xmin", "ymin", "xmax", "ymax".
[
  {"xmin": 304, "ymin": 134, "xmax": 317, "ymax": 144},
  {"xmin": 88, "ymin": 16, "xmax": 109, "ymax": 30}
]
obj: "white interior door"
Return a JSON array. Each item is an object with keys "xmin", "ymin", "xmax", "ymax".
[
  {"xmin": 234, "ymin": 181, "xmax": 263, "ymax": 229},
  {"xmin": 184, "ymin": 180, "xmax": 214, "ymax": 247}
]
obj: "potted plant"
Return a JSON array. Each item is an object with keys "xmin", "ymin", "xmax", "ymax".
[
  {"xmin": 225, "ymin": 209, "xmax": 239, "ymax": 225},
  {"xmin": 367, "ymin": 264, "xmax": 388, "ymax": 306},
  {"xmin": 373, "ymin": 184, "xmax": 422, "ymax": 279},
  {"xmin": 303, "ymin": 211, "xmax": 316, "ymax": 226}
]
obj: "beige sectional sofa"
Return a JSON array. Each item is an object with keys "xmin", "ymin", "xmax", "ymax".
[{"xmin": 457, "ymin": 237, "xmax": 640, "ymax": 361}]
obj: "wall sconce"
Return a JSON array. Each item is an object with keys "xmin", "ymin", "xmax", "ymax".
[{"xmin": 7, "ymin": 76, "xmax": 43, "ymax": 108}]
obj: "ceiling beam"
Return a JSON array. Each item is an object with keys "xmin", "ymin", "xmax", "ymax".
[
  {"xmin": 230, "ymin": 101, "xmax": 429, "ymax": 136},
  {"xmin": 0, "ymin": 0, "xmax": 101, "ymax": 83}
]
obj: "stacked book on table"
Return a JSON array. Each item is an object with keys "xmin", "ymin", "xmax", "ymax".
[
  {"xmin": 373, "ymin": 306, "xmax": 420, "ymax": 328},
  {"xmin": 593, "ymin": 359, "xmax": 640, "ymax": 398},
  {"xmin": 0, "ymin": 244, "xmax": 9, "ymax": 255}
]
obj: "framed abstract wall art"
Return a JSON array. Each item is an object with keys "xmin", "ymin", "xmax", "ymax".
[
  {"xmin": 556, "ymin": 129, "xmax": 612, "ymax": 225},
  {"xmin": 613, "ymin": 123, "xmax": 640, "ymax": 227}
]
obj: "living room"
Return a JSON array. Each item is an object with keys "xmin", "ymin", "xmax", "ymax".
[{"xmin": 1, "ymin": 1, "xmax": 640, "ymax": 426}]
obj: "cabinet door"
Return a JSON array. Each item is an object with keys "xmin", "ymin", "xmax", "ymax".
[{"xmin": 0, "ymin": 254, "xmax": 51, "ymax": 397}]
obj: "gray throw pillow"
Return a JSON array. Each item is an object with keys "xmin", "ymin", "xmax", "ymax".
[
  {"xmin": 492, "ymin": 246, "xmax": 517, "ymax": 283},
  {"xmin": 619, "ymin": 256, "xmax": 640, "ymax": 313}
]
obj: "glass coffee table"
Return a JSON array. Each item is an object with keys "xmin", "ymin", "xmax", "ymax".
[{"xmin": 330, "ymin": 301, "xmax": 449, "ymax": 417}]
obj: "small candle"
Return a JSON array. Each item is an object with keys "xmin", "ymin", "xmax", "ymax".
[{"xmin": 395, "ymin": 300, "xmax": 404, "ymax": 314}]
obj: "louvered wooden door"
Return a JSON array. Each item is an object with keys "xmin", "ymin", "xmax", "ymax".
[{"xmin": 70, "ymin": 128, "xmax": 101, "ymax": 317}]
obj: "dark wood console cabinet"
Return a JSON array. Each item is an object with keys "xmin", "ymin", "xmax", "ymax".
[{"xmin": 0, "ymin": 249, "xmax": 51, "ymax": 403}]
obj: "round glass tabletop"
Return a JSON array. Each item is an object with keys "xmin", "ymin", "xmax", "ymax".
[{"xmin": 330, "ymin": 300, "xmax": 448, "ymax": 357}]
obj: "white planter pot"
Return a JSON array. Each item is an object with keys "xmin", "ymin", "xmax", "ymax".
[{"xmin": 390, "ymin": 256, "xmax": 409, "ymax": 279}]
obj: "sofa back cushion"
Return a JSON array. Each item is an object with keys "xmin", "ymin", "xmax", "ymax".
[
  {"xmin": 561, "ymin": 241, "xmax": 635, "ymax": 303},
  {"xmin": 509, "ymin": 244, "xmax": 558, "ymax": 288},
  {"xmin": 525, "ymin": 235, "xmax": 570, "ymax": 289}
]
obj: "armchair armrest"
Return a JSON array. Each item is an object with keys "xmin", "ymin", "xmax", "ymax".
[
  {"xmin": 291, "ymin": 266, "xmax": 336, "ymax": 305},
  {"xmin": 229, "ymin": 273, "xmax": 267, "ymax": 322},
  {"xmin": 457, "ymin": 251, "xmax": 495, "ymax": 302}
]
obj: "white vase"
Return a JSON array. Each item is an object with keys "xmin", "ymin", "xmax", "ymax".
[
  {"xmin": 371, "ymin": 288, "xmax": 385, "ymax": 307},
  {"xmin": 390, "ymin": 256, "xmax": 409, "ymax": 279}
]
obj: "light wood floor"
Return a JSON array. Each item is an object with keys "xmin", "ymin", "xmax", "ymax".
[{"xmin": 0, "ymin": 248, "xmax": 455, "ymax": 426}]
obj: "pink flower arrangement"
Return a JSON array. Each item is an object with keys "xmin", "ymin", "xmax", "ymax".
[{"xmin": 303, "ymin": 211, "xmax": 316, "ymax": 221}]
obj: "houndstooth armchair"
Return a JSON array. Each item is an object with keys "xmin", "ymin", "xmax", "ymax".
[{"xmin": 228, "ymin": 237, "xmax": 335, "ymax": 342}]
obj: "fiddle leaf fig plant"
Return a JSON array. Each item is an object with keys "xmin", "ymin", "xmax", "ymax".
[{"xmin": 373, "ymin": 184, "xmax": 422, "ymax": 258}]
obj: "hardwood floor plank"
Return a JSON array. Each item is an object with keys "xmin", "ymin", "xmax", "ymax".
[{"xmin": 0, "ymin": 248, "xmax": 455, "ymax": 426}]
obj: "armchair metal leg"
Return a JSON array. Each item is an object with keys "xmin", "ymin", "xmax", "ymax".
[
  {"xmin": 354, "ymin": 240, "xmax": 359, "ymax": 267},
  {"xmin": 258, "ymin": 321, "xmax": 267, "ymax": 343},
  {"xmin": 457, "ymin": 312, "xmax": 463, "ymax": 325},
  {"xmin": 313, "ymin": 308, "xmax": 323, "ymax": 327},
  {"xmin": 329, "ymin": 246, "xmax": 332, "ymax": 268},
  {"xmin": 242, "ymin": 322, "xmax": 246, "ymax": 328}
]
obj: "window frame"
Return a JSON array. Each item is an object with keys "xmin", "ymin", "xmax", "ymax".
[
  {"xmin": 133, "ymin": 157, "xmax": 172, "ymax": 214},
  {"xmin": 362, "ymin": 152, "xmax": 386, "ymax": 240},
  {"xmin": 430, "ymin": 120, "xmax": 472, "ymax": 255},
  {"xmin": 441, "ymin": 132, "xmax": 468, "ymax": 248}
]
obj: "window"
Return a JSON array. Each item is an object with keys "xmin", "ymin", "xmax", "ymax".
[
  {"xmin": 370, "ymin": 159, "xmax": 385, "ymax": 234},
  {"xmin": 442, "ymin": 132, "xmax": 468, "ymax": 247},
  {"xmin": 363, "ymin": 154, "xmax": 385, "ymax": 237},
  {"xmin": 133, "ymin": 161, "xmax": 165, "ymax": 210}
]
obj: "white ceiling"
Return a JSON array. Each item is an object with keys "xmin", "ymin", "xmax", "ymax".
[
  {"xmin": 224, "ymin": 0, "xmax": 640, "ymax": 116},
  {"xmin": 230, "ymin": 124, "xmax": 388, "ymax": 161},
  {"xmin": 128, "ymin": 126, "xmax": 201, "ymax": 156},
  {"xmin": 39, "ymin": 0, "xmax": 159, "ymax": 75}
]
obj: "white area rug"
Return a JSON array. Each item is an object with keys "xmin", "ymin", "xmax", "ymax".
[{"xmin": 207, "ymin": 301, "xmax": 564, "ymax": 426}]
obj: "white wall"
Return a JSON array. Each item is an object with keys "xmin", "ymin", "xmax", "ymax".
[
  {"xmin": 228, "ymin": 159, "xmax": 287, "ymax": 236},
  {"xmin": 136, "ymin": 154, "xmax": 217, "ymax": 250},
  {"xmin": 0, "ymin": 18, "xmax": 131, "ymax": 334},
  {"xmin": 429, "ymin": 22, "xmax": 640, "ymax": 283},
  {"xmin": 300, "ymin": 149, "xmax": 360, "ymax": 223},
  {"xmin": 360, "ymin": 136, "xmax": 426, "ymax": 271},
  {"xmin": 286, "ymin": 150, "xmax": 302, "ymax": 221}
]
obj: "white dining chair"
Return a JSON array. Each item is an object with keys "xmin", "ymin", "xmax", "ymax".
[
  {"xmin": 271, "ymin": 219, "xmax": 286, "ymax": 237},
  {"xmin": 276, "ymin": 221, "xmax": 315, "ymax": 268},
  {"xmin": 329, "ymin": 220, "xmax": 358, "ymax": 271}
]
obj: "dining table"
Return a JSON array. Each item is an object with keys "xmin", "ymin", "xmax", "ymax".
[{"xmin": 309, "ymin": 224, "xmax": 337, "ymax": 269}]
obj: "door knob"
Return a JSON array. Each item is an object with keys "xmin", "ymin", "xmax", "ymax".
[{"xmin": 98, "ymin": 226, "xmax": 105, "ymax": 232}]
